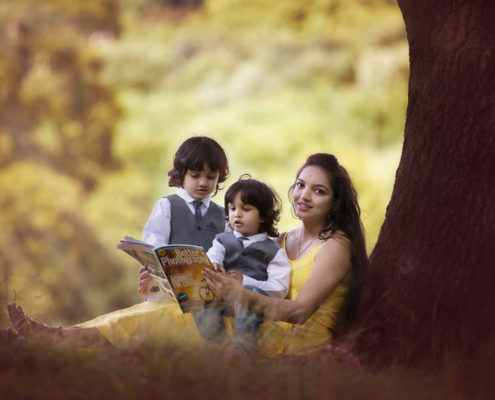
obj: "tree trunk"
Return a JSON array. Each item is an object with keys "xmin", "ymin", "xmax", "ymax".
[{"xmin": 354, "ymin": 0, "xmax": 495, "ymax": 366}]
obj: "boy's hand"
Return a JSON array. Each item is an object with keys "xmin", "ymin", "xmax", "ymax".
[
  {"xmin": 138, "ymin": 265, "xmax": 151, "ymax": 297},
  {"xmin": 212, "ymin": 262, "xmax": 226, "ymax": 273}
]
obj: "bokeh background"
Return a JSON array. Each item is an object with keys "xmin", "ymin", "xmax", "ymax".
[{"xmin": 0, "ymin": 0, "xmax": 408, "ymax": 326}]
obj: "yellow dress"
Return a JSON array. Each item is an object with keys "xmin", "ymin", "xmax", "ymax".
[
  {"xmin": 77, "ymin": 235, "xmax": 349, "ymax": 354},
  {"xmin": 77, "ymin": 300, "xmax": 205, "ymax": 347},
  {"xmin": 257, "ymin": 235, "xmax": 350, "ymax": 357}
]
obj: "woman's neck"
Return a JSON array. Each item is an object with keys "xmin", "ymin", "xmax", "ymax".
[{"xmin": 300, "ymin": 220, "xmax": 323, "ymax": 239}]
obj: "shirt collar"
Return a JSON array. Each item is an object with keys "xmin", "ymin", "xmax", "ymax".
[
  {"xmin": 233, "ymin": 231, "xmax": 268, "ymax": 243},
  {"xmin": 177, "ymin": 187, "xmax": 211, "ymax": 208}
]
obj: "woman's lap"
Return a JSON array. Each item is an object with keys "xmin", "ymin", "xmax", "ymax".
[
  {"xmin": 74, "ymin": 301, "xmax": 331, "ymax": 356},
  {"xmin": 76, "ymin": 301, "xmax": 204, "ymax": 347}
]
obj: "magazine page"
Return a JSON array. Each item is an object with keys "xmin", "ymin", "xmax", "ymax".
[
  {"xmin": 155, "ymin": 245, "xmax": 217, "ymax": 312},
  {"xmin": 117, "ymin": 239, "xmax": 176, "ymax": 303}
]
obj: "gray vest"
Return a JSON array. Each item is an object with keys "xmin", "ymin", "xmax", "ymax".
[
  {"xmin": 216, "ymin": 232, "xmax": 281, "ymax": 281},
  {"xmin": 167, "ymin": 194, "xmax": 225, "ymax": 251}
]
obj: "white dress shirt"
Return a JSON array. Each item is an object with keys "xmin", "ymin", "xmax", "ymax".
[
  {"xmin": 143, "ymin": 188, "xmax": 212, "ymax": 248},
  {"xmin": 206, "ymin": 231, "xmax": 290, "ymax": 299}
]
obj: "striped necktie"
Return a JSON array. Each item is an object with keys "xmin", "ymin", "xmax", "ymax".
[{"xmin": 192, "ymin": 200, "xmax": 202, "ymax": 223}]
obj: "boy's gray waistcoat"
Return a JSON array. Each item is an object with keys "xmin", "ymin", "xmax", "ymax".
[
  {"xmin": 215, "ymin": 232, "xmax": 281, "ymax": 281},
  {"xmin": 167, "ymin": 194, "xmax": 224, "ymax": 251}
]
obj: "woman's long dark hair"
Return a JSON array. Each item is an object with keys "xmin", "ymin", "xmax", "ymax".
[{"xmin": 290, "ymin": 153, "xmax": 368, "ymax": 336}]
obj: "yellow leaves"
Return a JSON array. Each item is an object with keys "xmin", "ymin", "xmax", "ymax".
[
  {"xmin": 0, "ymin": 162, "xmax": 82, "ymax": 223},
  {"xmin": 0, "ymin": 132, "xmax": 14, "ymax": 157}
]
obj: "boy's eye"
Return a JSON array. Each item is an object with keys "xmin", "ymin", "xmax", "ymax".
[
  {"xmin": 207, "ymin": 176, "xmax": 217, "ymax": 180},
  {"xmin": 190, "ymin": 174, "xmax": 199, "ymax": 179}
]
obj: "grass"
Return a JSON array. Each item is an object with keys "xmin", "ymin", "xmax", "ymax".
[{"xmin": 0, "ymin": 336, "xmax": 483, "ymax": 400}]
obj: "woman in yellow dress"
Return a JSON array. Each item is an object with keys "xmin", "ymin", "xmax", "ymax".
[
  {"xmin": 204, "ymin": 153, "xmax": 367, "ymax": 356},
  {"xmin": 7, "ymin": 153, "xmax": 367, "ymax": 356}
]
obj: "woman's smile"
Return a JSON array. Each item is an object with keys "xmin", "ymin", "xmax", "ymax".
[{"xmin": 297, "ymin": 202, "xmax": 312, "ymax": 211}]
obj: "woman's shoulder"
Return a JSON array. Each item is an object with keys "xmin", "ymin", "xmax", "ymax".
[
  {"xmin": 317, "ymin": 231, "xmax": 351, "ymax": 261},
  {"xmin": 321, "ymin": 230, "xmax": 350, "ymax": 246},
  {"xmin": 273, "ymin": 232, "xmax": 288, "ymax": 244}
]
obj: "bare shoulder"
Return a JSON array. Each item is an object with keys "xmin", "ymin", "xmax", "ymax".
[
  {"xmin": 321, "ymin": 230, "xmax": 350, "ymax": 247},
  {"xmin": 273, "ymin": 231, "xmax": 287, "ymax": 244},
  {"xmin": 315, "ymin": 234, "xmax": 352, "ymax": 271}
]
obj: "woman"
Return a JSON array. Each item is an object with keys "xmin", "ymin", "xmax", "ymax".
[
  {"xmin": 204, "ymin": 153, "xmax": 367, "ymax": 355},
  {"xmin": 7, "ymin": 153, "xmax": 367, "ymax": 355}
]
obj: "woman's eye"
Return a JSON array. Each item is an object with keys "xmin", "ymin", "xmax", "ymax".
[{"xmin": 296, "ymin": 182, "xmax": 304, "ymax": 188}]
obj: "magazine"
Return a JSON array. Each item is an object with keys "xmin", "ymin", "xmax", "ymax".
[{"xmin": 117, "ymin": 236, "xmax": 217, "ymax": 313}]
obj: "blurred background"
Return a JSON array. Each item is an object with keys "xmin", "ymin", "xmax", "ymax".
[{"xmin": 0, "ymin": 0, "xmax": 408, "ymax": 326}]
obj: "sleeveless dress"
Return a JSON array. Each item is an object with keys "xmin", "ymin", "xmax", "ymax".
[
  {"xmin": 256, "ymin": 234, "xmax": 351, "ymax": 356},
  {"xmin": 77, "ymin": 235, "xmax": 350, "ymax": 354}
]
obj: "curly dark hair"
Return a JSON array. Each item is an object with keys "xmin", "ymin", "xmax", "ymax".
[
  {"xmin": 225, "ymin": 175, "xmax": 282, "ymax": 237},
  {"xmin": 290, "ymin": 153, "xmax": 368, "ymax": 335},
  {"xmin": 168, "ymin": 136, "xmax": 229, "ymax": 196}
]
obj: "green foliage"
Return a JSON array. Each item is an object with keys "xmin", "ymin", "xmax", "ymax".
[
  {"xmin": 0, "ymin": 163, "xmax": 140, "ymax": 326},
  {"xmin": 0, "ymin": 0, "xmax": 121, "ymax": 188},
  {"xmin": 1, "ymin": 0, "xmax": 408, "ymax": 324},
  {"xmin": 0, "ymin": 0, "xmax": 133, "ymax": 326}
]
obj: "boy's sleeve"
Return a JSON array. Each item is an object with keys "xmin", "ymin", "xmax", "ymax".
[
  {"xmin": 143, "ymin": 198, "xmax": 171, "ymax": 248},
  {"xmin": 206, "ymin": 238, "xmax": 226, "ymax": 267},
  {"xmin": 241, "ymin": 248, "xmax": 291, "ymax": 298}
]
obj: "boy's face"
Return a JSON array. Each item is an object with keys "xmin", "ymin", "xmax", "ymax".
[
  {"xmin": 228, "ymin": 192, "xmax": 263, "ymax": 237},
  {"xmin": 183, "ymin": 163, "xmax": 219, "ymax": 200}
]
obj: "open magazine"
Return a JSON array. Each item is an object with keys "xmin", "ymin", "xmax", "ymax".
[{"xmin": 117, "ymin": 236, "xmax": 217, "ymax": 313}]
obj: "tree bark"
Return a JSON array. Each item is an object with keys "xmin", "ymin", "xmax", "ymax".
[{"xmin": 354, "ymin": 0, "xmax": 495, "ymax": 366}]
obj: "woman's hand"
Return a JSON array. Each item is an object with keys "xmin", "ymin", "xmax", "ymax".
[
  {"xmin": 138, "ymin": 266, "xmax": 151, "ymax": 297},
  {"xmin": 211, "ymin": 262, "xmax": 226, "ymax": 273},
  {"xmin": 202, "ymin": 268, "xmax": 243, "ymax": 302},
  {"xmin": 226, "ymin": 270, "xmax": 243, "ymax": 284}
]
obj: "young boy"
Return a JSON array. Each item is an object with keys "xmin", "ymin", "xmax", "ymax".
[
  {"xmin": 198, "ymin": 177, "xmax": 290, "ymax": 349},
  {"xmin": 207, "ymin": 178, "xmax": 290, "ymax": 299},
  {"xmin": 138, "ymin": 136, "xmax": 229, "ymax": 298},
  {"xmin": 142, "ymin": 136, "xmax": 229, "ymax": 252}
]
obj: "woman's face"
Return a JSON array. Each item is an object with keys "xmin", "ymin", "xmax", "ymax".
[{"xmin": 292, "ymin": 165, "xmax": 334, "ymax": 223}]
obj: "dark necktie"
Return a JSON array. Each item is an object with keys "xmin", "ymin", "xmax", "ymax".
[
  {"xmin": 192, "ymin": 200, "xmax": 202, "ymax": 223},
  {"xmin": 237, "ymin": 236, "xmax": 248, "ymax": 247}
]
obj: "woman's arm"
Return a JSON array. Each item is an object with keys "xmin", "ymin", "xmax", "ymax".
[{"xmin": 203, "ymin": 236, "xmax": 351, "ymax": 325}]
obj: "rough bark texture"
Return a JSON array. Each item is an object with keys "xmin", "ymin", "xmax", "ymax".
[{"xmin": 354, "ymin": 0, "xmax": 495, "ymax": 366}]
